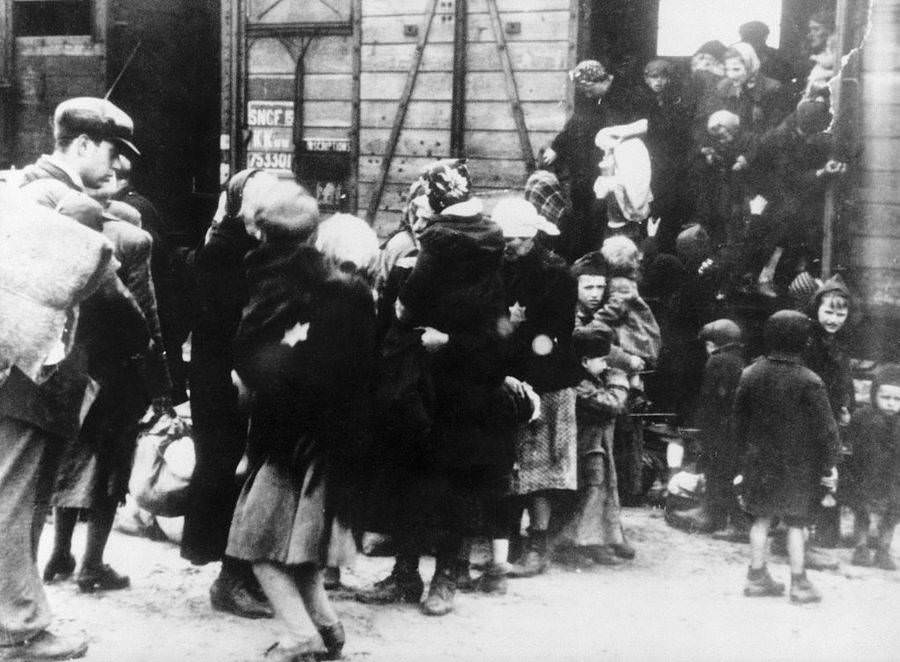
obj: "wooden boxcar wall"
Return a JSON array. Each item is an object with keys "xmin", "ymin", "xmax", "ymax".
[
  {"xmin": 357, "ymin": 0, "xmax": 575, "ymax": 236},
  {"xmin": 851, "ymin": 0, "xmax": 900, "ymax": 332}
]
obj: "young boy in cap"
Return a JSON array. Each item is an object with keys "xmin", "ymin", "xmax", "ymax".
[
  {"xmin": 845, "ymin": 364, "xmax": 900, "ymax": 570},
  {"xmin": 556, "ymin": 327, "xmax": 632, "ymax": 565},
  {"xmin": 695, "ymin": 319, "xmax": 746, "ymax": 537},
  {"xmin": 733, "ymin": 310, "xmax": 840, "ymax": 603}
]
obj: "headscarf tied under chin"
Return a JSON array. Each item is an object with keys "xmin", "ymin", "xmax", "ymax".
[
  {"xmin": 725, "ymin": 42, "xmax": 761, "ymax": 84},
  {"xmin": 422, "ymin": 159, "xmax": 472, "ymax": 214}
]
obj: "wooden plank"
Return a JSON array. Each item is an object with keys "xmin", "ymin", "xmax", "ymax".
[
  {"xmin": 350, "ymin": 0, "xmax": 362, "ymax": 210},
  {"xmin": 362, "ymin": 10, "xmax": 571, "ymax": 44},
  {"xmin": 862, "ymin": 103, "xmax": 900, "ymax": 137},
  {"xmin": 360, "ymin": 100, "xmax": 566, "ymax": 131},
  {"xmin": 359, "ymin": 154, "xmax": 529, "ymax": 187},
  {"xmin": 302, "ymin": 101, "xmax": 353, "ymax": 127},
  {"xmin": 360, "ymin": 127, "xmax": 557, "ymax": 159},
  {"xmin": 848, "ymin": 266, "xmax": 900, "ymax": 310},
  {"xmin": 361, "ymin": 40, "xmax": 570, "ymax": 73},
  {"xmin": 862, "ymin": 72, "xmax": 900, "ymax": 103},
  {"xmin": 858, "ymin": 176, "xmax": 900, "ymax": 206},
  {"xmin": 248, "ymin": 36, "xmax": 353, "ymax": 75},
  {"xmin": 366, "ymin": 0, "xmax": 440, "ymax": 222},
  {"xmin": 362, "ymin": 0, "xmax": 571, "ymax": 16},
  {"xmin": 248, "ymin": 0, "xmax": 351, "ymax": 24},
  {"xmin": 361, "ymin": 71, "xmax": 567, "ymax": 102},
  {"xmin": 484, "ymin": 0, "xmax": 535, "ymax": 171},
  {"xmin": 847, "ymin": 235, "xmax": 900, "ymax": 270},
  {"xmin": 862, "ymin": 137, "xmax": 900, "ymax": 172},
  {"xmin": 450, "ymin": 0, "xmax": 468, "ymax": 157},
  {"xmin": 248, "ymin": 73, "xmax": 353, "ymax": 100},
  {"xmin": 850, "ymin": 202, "xmax": 900, "ymax": 236},
  {"xmin": 248, "ymin": 38, "xmax": 294, "ymax": 74}
]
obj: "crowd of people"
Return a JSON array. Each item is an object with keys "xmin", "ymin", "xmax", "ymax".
[{"xmin": 0, "ymin": 10, "xmax": 897, "ymax": 662}]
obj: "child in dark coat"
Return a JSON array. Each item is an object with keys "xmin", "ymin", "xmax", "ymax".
[
  {"xmin": 845, "ymin": 364, "xmax": 900, "ymax": 570},
  {"xmin": 734, "ymin": 310, "xmax": 840, "ymax": 604},
  {"xmin": 696, "ymin": 319, "xmax": 746, "ymax": 535}
]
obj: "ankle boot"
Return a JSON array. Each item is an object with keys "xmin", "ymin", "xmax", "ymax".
[
  {"xmin": 744, "ymin": 565, "xmax": 785, "ymax": 597},
  {"xmin": 874, "ymin": 548, "xmax": 897, "ymax": 571},
  {"xmin": 355, "ymin": 558, "xmax": 423, "ymax": 605},
  {"xmin": 789, "ymin": 573, "xmax": 821, "ymax": 604},
  {"xmin": 508, "ymin": 530, "xmax": 549, "ymax": 578},
  {"xmin": 420, "ymin": 563, "xmax": 456, "ymax": 616},
  {"xmin": 317, "ymin": 621, "xmax": 345, "ymax": 660},
  {"xmin": 42, "ymin": 552, "xmax": 76, "ymax": 583}
]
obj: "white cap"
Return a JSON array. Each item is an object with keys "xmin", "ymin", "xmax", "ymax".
[{"xmin": 490, "ymin": 198, "xmax": 560, "ymax": 238}]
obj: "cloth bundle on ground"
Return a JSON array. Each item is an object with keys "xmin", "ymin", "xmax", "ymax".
[{"xmin": 0, "ymin": 186, "xmax": 117, "ymax": 381}]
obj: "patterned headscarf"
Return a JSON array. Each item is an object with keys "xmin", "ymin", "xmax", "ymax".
[
  {"xmin": 422, "ymin": 159, "xmax": 472, "ymax": 214},
  {"xmin": 724, "ymin": 42, "xmax": 761, "ymax": 81},
  {"xmin": 570, "ymin": 59, "xmax": 609, "ymax": 85}
]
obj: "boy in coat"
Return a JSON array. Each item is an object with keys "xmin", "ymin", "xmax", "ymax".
[{"xmin": 734, "ymin": 310, "xmax": 839, "ymax": 604}]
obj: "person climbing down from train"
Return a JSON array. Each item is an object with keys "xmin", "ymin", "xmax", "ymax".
[
  {"xmin": 746, "ymin": 99, "xmax": 846, "ymax": 298},
  {"xmin": 555, "ymin": 326, "xmax": 632, "ymax": 567},
  {"xmin": 844, "ymin": 364, "xmax": 900, "ymax": 571},
  {"xmin": 733, "ymin": 310, "xmax": 840, "ymax": 604},
  {"xmin": 542, "ymin": 57, "xmax": 645, "ymax": 262}
]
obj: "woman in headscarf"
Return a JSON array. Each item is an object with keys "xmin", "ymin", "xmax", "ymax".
[
  {"xmin": 699, "ymin": 42, "xmax": 789, "ymax": 139},
  {"xmin": 226, "ymin": 190, "xmax": 378, "ymax": 661}
]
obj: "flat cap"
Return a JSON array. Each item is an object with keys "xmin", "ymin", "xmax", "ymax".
[{"xmin": 53, "ymin": 97, "xmax": 139, "ymax": 156}]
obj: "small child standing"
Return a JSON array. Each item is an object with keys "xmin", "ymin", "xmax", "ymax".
[
  {"xmin": 695, "ymin": 319, "xmax": 746, "ymax": 536},
  {"xmin": 845, "ymin": 364, "xmax": 900, "ymax": 570},
  {"xmin": 733, "ymin": 310, "xmax": 839, "ymax": 604},
  {"xmin": 557, "ymin": 327, "xmax": 632, "ymax": 565}
]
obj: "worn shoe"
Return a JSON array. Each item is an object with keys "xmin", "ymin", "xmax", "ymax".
[
  {"xmin": 804, "ymin": 547, "xmax": 839, "ymax": 571},
  {"xmin": 743, "ymin": 566, "xmax": 785, "ymax": 597},
  {"xmin": 354, "ymin": 570, "xmax": 423, "ymax": 605},
  {"xmin": 874, "ymin": 550, "xmax": 897, "ymax": 571},
  {"xmin": 610, "ymin": 542, "xmax": 636, "ymax": 560},
  {"xmin": 420, "ymin": 571, "xmax": 455, "ymax": 616},
  {"xmin": 454, "ymin": 562, "xmax": 478, "ymax": 593},
  {"xmin": 42, "ymin": 554, "xmax": 76, "ymax": 584},
  {"xmin": 76, "ymin": 564, "xmax": 130, "ymax": 593},
  {"xmin": 587, "ymin": 546, "xmax": 625, "ymax": 566},
  {"xmin": 664, "ymin": 506, "xmax": 717, "ymax": 534},
  {"xmin": 507, "ymin": 550, "xmax": 549, "ymax": 578},
  {"xmin": 0, "ymin": 630, "xmax": 88, "ymax": 661},
  {"xmin": 851, "ymin": 545, "xmax": 873, "ymax": 567},
  {"xmin": 789, "ymin": 574, "xmax": 822, "ymax": 604},
  {"xmin": 263, "ymin": 640, "xmax": 317, "ymax": 662},
  {"xmin": 210, "ymin": 574, "xmax": 274, "ymax": 619},
  {"xmin": 317, "ymin": 621, "xmax": 345, "ymax": 660},
  {"xmin": 475, "ymin": 563, "xmax": 509, "ymax": 595}
]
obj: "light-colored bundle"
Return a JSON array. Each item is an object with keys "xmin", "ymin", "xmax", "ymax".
[{"xmin": 0, "ymin": 185, "xmax": 117, "ymax": 380}]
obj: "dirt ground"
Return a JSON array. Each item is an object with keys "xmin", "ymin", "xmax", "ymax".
[{"xmin": 39, "ymin": 507, "xmax": 900, "ymax": 662}]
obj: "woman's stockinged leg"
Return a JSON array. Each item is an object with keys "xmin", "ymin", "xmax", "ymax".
[
  {"xmin": 253, "ymin": 562, "xmax": 315, "ymax": 645},
  {"xmin": 294, "ymin": 564, "xmax": 339, "ymax": 629},
  {"xmin": 749, "ymin": 517, "xmax": 771, "ymax": 570}
]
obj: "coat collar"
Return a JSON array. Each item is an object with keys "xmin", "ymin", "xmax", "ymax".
[{"xmin": 767, "ymin": 351, "xmax": 803, "ymax": 365}]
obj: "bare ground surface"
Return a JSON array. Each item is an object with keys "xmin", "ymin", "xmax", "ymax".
[{"xmin": 39, "ymin": 507, "xmax": 900, "ymax": 662}]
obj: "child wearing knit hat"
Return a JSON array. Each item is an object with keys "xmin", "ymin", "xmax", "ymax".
[{"xmin": 845, "ymin": 364, "xmax": 900, "ymax": 570}]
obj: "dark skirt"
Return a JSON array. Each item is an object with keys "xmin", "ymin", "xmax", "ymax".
[
  {"xmin": 226, "ymin": 455, "xmax": 354, "ymax": 567},
  {"xmin": 51, "ymin": 371, "xmax": 146, "ymax": 510}
]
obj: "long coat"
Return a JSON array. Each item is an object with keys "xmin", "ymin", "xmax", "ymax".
[
  {"xmin": 734, "ymin": 353, "xmax": 840, "ymax": 519},
  {"xmin": 843, "ymin": 407, "xmax": 900, "ymax": 514}
]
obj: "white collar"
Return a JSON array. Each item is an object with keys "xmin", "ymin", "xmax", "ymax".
[
  {"xmin": 45, "ymin": 153, "xmax": 85, "ymax": 190},
  {"xmin": 441, "ymin": 198, "xmax": 483, "ymax": 217}
]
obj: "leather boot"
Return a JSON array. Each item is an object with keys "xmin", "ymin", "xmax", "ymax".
[
  {"xmin": 420, "ymin": 564, "xmax": 456, "ymax": 616},
  {"xmin": 354, "ymin": 558, "xmax": 423, "ymax": 605},
  {"xmin": 789, "ymin": 573, "xmax": 822, "ymax": 604},
  {"xmin": 210, "ymin": 570, "xmax": 274, "ymax": 619},
  {"xmin": 0, "ymin": 630, "xmax": 88, "ymax": 660},
  {"xmin": 317, "ymin": 621, "xmax": 345, "ymax": 660},
  {"xmin": 743, "ymin": 565, "xmax": 785, "ymax": 597}
]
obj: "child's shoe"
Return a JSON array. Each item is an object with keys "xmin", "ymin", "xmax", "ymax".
[
  {"xmin": 789, "ymin": 573, "xmax": 822, "ymax": 604},
  {"xmin": 873, "ymin": 550, "xmax": 897, "ymax": 571},
  {"xmin": 851, "ymin": 545, "xmax": 873, "ymax": 567},
  {"xmin": 804, "ymin": 546, "xmax": 839, "ymax": 571},
  {"xmin": 476, "ymin": 562, "xmax": 510, "ymax": 595},
  {"xmin": 743, "ymin": 565, "xmax": 785, "ymax": 597}
]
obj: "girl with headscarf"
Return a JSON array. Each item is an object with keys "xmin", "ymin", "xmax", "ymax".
[{"xmin": 698, "ymin": 42, "xmax": 789, "ymax": 141}]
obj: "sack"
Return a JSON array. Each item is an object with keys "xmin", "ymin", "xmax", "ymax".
[{"xmin": 128, "ymin": 410, "xmax": 195, "ymax": 517}]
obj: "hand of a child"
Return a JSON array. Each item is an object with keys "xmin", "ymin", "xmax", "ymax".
[
  {"xmin": 541, "ymin": 147, "xmax": 558, "ymax": 166},
  {"xmin": 281, "ymin": 322, "xmax": 310, "ymax": 347},
  {"xmin": 748, "ymin": 194, "xmax": 768, "ymax": 215},
  {"xmin": 732, "ymin": 155, "xmax": 748, "ymax": 171},
  {"xmin": 732, "ymin": 474, "xmax": 743, "ymax": 487},
  {"xmin": 839, "ymin": 406, "xmax": 851, "ymax": 426},
  {"xmin": 417, "ymin": 326, "xmax": 449, "ymax": 353},
  {"xmin": 820, "ymin": 466, "xmax": 838, "ymax": 492},
  {"xmin": 628, "ymin": 355, "xmax": 645, "ymax": 372}
]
